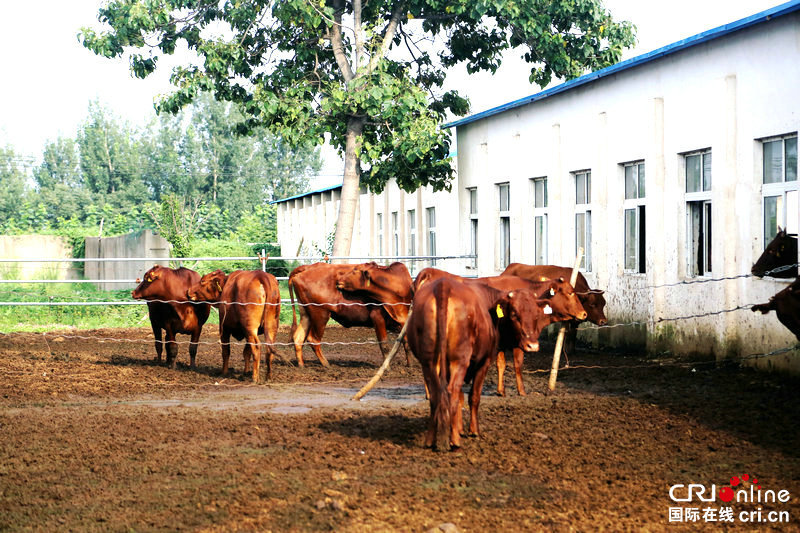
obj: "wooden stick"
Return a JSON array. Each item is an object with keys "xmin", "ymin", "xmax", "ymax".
[
  {"xmin": 548, "ymin": 248, "xmax": 583, "ymax": 392},
  {"xmin": 351, "ymin": 310, "xmax": 413, "ymax": 401}
]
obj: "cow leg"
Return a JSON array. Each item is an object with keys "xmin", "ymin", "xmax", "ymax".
[
  {"xmin": 151, "ymin": 325, "xmax": 164, "ymax": 364},
  {"xmin": 563, "ymin": 320, "xmax": 579, "ymax": 364},
  {"xmin": 243, "ymin": 342, "xmax": 252, "ymax": 376},
  {"xmin": 291, "ymin": 307, "xmax": 312, "ymax": 367},
  {"xmin": 447, "ymin": 359, "xmax": 468, "ymax": 449},
  {"xmin": 246, "ymin": 333, "xmax": 260, "ymax": 383},
  {"xmin": 369, "ymin": 309, "xmax": 390, "ymax": 357},
  {"xmin": 496, "ymin": 350, "xmax": 508, "ymax": 397},
  {"xmin": 188, "ymin": 329, "xmax": 200, "ymax": 370},
  {"xmin": 402, "ymin": 337, "xmax": 412, "ymax": 366},
  {"xmin": 467, "ymin": 361, "xmax": 493, "ymax": 437},
  {"xmin": 307, "ymin": 310, "xmax": 331, "ymax": 368},
  {"xmin": 421, "ymin": 363, "xmax": 438, "ymax": 448},
  {"xmin": 220, "ymin": 330, "xmax": 231, "ymax": 376},
  {"xmin": 512, "ymin": 347, "xmax": 527, "ymax": 396},
  {"xmin": 164, "ymin": 327, "xmax": 178, "ymax": 369}
]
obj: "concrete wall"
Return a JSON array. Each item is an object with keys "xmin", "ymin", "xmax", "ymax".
[
  {"xmin": 0, "ymin": 235, "xmax": 79, "ymax": 280},
  {"xmin": 85, "ymin": 230, "xmax": 171, "ymax": 290}
]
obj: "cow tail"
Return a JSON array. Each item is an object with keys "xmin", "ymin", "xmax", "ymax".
[{"xmin": 434, "ymin": 281, "xmax": 451, "ymax": 450}]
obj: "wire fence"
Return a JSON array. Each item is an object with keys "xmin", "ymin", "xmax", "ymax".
[{"xmin": 0, "ymin": 255, "xmax": 797, "ymax": 371}]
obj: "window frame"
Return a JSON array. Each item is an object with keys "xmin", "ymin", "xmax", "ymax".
[
  {"xmin": 468, "ymin": 187, "xmax": 478, "ymax": 269},
  {"xmin": 573, "ymin": 170, "xmax": 592, "ymax": 271},
  {"xmin": 531, "ymin": 177, "xmax": 548, "ymax": 265},
  {"xmin": 623, "ymin": 162, "xmax": 646, "ymax": 274},
  {"xmin": 498, "ymin": 182, "xmax": 511, "ymax": 269},
  {"xmin": 376, "ymin": 213, "xmax": 384, "ymax": 257},
  {"xmin": 761, "ymin": 134, "xmax": 798, "ymax": 247},
  {"xmin": 426, "ymin": 207, "xmax": 437, "ymax": 266},
  {"xmin": 684, "ymin": 149, "xmax": 712, "ymax": 277}
]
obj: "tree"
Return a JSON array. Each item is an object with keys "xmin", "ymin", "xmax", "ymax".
[
  {"xmin": 77, "ymin": 101, "xmax": 146, "ymax": 203},
  {"xmin": 82, "ymin": 1, "xmax": 635, "ymax": 257},
  {"xmin": 0, "ymin": 145, "xmax": 31, "ymax": 230}
]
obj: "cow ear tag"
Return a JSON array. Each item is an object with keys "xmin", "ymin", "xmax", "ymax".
[
  {"xmin": 549, "ymin": 288, "xmax": 555, "ymax": 296},
  {"xmin": 495, "ymin": 304, "xmax": 504, "ymax": 318},
  {"xmin": 544, "ymin": 304, "xmax": 553, "ymax": 315}
]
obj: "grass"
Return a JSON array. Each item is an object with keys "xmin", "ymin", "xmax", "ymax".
[{"xmin": 0, "ymin": 281, "xmax": 297, "ymax": 333}]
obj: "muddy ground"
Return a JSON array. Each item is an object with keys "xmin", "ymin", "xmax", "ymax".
[{"xmin": 1, "ymin": 324, "xmax": 799, "ymax": 532}]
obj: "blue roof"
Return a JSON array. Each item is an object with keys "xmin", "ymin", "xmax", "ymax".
[
  {"xmin": 445, "ymin": 0, "xmax": 800, "ymax": 129},
  {"xmin": 271, "ymin": 183, "xmax": 342, "ymax": 205}
]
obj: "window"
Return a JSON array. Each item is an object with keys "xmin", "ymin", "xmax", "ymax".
[
  {"xmin": 574, "ymin": 171, "xmax": 592, "ymax": 271},
  {"xmin": 623, "ymin": 162, "xmax": 646, "ymax": 273},
  {"xmin": 532, "ymin": 177, "xmax": 548, "ymax": 265},
  {"xmin": 376, "ymin": 213, "xmax": 383, "ymax": 257},
  {"xmin": 498, "ymin": 183, "xmax": 511, "ymax": 268},
  {"xmin": 762, "ymin": 135, "xmax": 798, "ymax": 245},
  {"xmin": 407, "ymin": 209, "xmax": 416, "ymax": 257},
  {"xmin": 685, "ymin": 150, "xmax": 712, "ymax": 276},
  {"xmin": 426, "ymin": 207, "xmax": 437, "ymax": 266},
  {"xmin": 391, "ymin": 211, "xmax": 399, "ymax": 258},
  {"xmin": 468, "ymin": 188, "xmax": 478, "ymax": 268}
]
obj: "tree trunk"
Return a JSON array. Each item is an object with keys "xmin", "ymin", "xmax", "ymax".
[{"xmin": 332, "ymin": 115, "xmax": 365, "ymax": 260}]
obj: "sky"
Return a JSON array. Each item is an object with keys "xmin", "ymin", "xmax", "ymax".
[{"xmin": 0, "ymin": 0, "xmax": 784, "ymax": 185}]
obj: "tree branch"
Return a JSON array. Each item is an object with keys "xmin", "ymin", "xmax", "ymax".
[
  {"xmin": 362, "ymin": 1, "xmax": 405, "ymax": 77},
  {"xmin": 327, "ymin": 0, "xmax": 355, "ymax": 81}
]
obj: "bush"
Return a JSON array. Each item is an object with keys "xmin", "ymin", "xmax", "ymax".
[{"xmin": 189, "ymin": 239, "xmax": 260, "ymax": 274}]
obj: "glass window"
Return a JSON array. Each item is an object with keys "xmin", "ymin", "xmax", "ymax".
[
  {"xmin": 426, "ymin": 207, "xmax": 436, "ymax": 266},
  {"xmin": 574, "ymin": 171, "xmax": 592, "ymax": 270},
  {"xmin": 532, "ymin": 177, "xmax": 548, "ymax": 265},
  {"xmin": 761, "ymin": 135, "xmax": 799, "ymax": 245},
  {"xmin": 623, "ymin": 162, "xmax": 646, "ymax": 273},
  {"xmin": 468, "ymin": 188, "xmax": 478, "ymax": 268}
]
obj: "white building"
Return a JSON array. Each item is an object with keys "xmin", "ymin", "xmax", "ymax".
[{"xmin": 274, "ymin": 1, "xmax": 800, "ymax": 369}]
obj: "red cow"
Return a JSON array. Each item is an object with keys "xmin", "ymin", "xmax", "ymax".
[
  {"xmin": 187, "ymin": 269, "xmax": 281, "ymax": 382},
  {"xmin": 413, "ymin": 267, "xmax": 587, "ymax": 396},
  {"xmin": 407, "ymin": 277, "xmax": 551, "ymax": 450},
  {"xmin": 131, "ymin": 265, "xmax": 210, "ymax": 369},
  {"xmin": 502, "ymin": 263, "xmax": 607, "ymax": 361},
  {"xmin": 752, "ymin": 277, "xmax": 800, "ymax": 341},
  {"xmin": 751, "ymin": 229, "xmax": 798, "ymax": 279},
  {"xmin": 288, "ymin": 263, "xmax": 405, "ymax": 367},
  {"xmin": 334, "ymin": 262, "xmax": 414, "ymax": 363}
]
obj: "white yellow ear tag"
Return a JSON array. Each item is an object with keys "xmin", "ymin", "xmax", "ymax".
[
  {"xmin": 544, "ymin": 304, "xmax": 553, "ymax": 315},
  {"xmin": 549, "ymin": 288, "xmax": 555, "ymax": 296},
  {"xmin": 496, "ymin": 304, "xmax": 504, "ymax": 318}
]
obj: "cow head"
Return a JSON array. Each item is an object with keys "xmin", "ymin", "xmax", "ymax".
[
  {"xmin": 336, "ymin": 263, "xmax": 374, "ymax": 292},
  {"xmin": 493, "ymin": 289, "xmax": 548, "ymax": 352},
  {"xmin": 187, "ymin": 269, "xmax": 227, "ymax": 302},
  {"xmin": 132, "ymin": 265, "xmax": 169, "ymax": 300},
  {"xmin": 752, "ymin": 228, "xmax": 798, "ymax": 278},
  {"xmin": 544, "ymin": 278, "xmax": 588, "ymax": 321}
]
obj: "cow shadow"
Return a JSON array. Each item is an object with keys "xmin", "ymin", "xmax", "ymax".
[
  {"xmin": 318, "ymin": 413, "xmax": 427, "ymax": 449},
  {"xmin": 522, "ymin": 342, "xmax": 800, "ymax": 459}
]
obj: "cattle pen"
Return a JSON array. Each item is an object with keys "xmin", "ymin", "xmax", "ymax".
[{"xmin": 1, "ymin": 253, "xmax": 799, "ymax": 531}]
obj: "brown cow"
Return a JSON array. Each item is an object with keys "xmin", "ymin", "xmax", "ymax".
[
  {"xmin": 751, "ymin": 229, "xmax": 798, "ymax": 279},
  {"xmin": 132, "ymin": 265, "xmax": 210, "ymax": 369},
  {"xmin": 751, "ymin": 277, "xmax": 800, "ymax": 341},
  {"xmin": 187, "ymin": 269, "xmax": 281, "ymax": 382},
  {"xmin": 335, "ymin": 262, "xmax": 414, "ymax": 364},
  {"xmin": 288, "ymin": 263, "xmax": 405, "ymax": 367},
  {"xmin": 407, "ymin": 277, "xmax": 551, "ymax": 450},
  {"xmin": 413, "ymin": 267, "xmax": 587, "ymax": 395},
  {"xmin": 502, "ymin": 263, "xmax": 607, "ymax": 362}
]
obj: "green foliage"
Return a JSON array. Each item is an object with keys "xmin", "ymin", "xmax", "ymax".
[
  {"xmin": 189, "ymin": 238, "xmax": 259, "ymax": 274},
  {"xmin": 79, "ymin": 0, "xmax": 635, "ymax": 253},
  {"xmin": 148, "ymin": 194, "xmax": 200, "ymax": 259}
]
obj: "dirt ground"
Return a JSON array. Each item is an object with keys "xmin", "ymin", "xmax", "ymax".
[{"xmin": 1, "ymin": 324, "xmax": 799, "ymax": 532}]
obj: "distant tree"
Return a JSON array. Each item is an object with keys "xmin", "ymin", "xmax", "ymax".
[
  {"xmin": 81, "ymin": 0, "xmax": 635, "ymax": 257},
  {"xmin": 148, "ymin": 193, "xmax": 201, "ymax": 258},
  {"xmin": 0, "ymin": 146, "xmax": 32, "ymax": 229},
  {"xmin": 34, "ymin": 137, "xmax": 81, "ymax": 190},
  {"xmin": 77, "ymin": 101, "xmax": 147, "ymax": 206}
]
